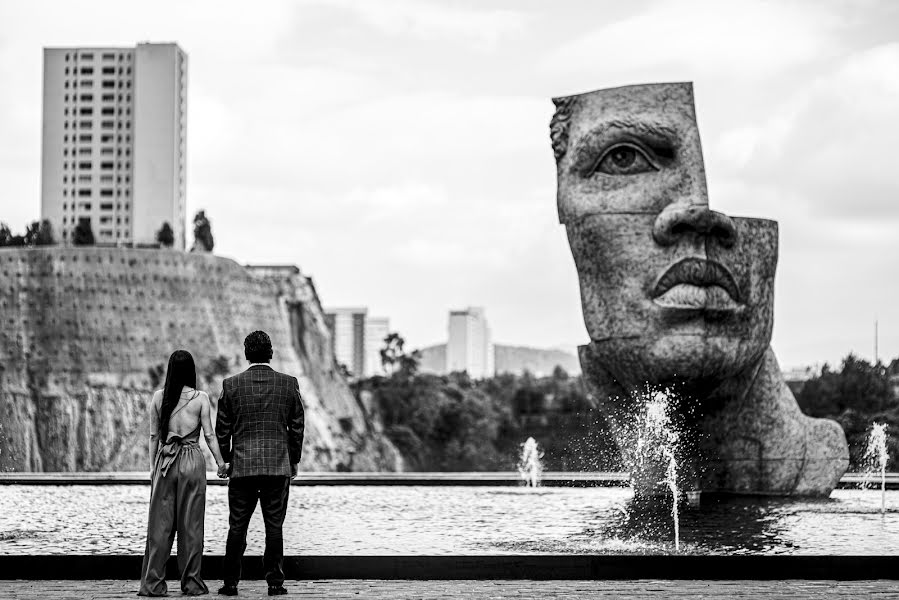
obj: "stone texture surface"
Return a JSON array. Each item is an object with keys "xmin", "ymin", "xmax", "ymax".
[
  {"xmin": 553, "ymin": 83, "xmax": 848, "ymax": 496},
  {"xmin": 566, "ymin": 215, "xmax": 776, "ymax": 387},
  {"xmin": 552, "ymin": 82, "xmax": 707, "ymax": 222},
  {"xmin": 0, "ymin": 247, "xmax": 403, "ymax": 473}
]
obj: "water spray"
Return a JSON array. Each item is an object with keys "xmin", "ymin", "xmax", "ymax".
[
  {"xmin": 518, "ymin": 437, "xmax": 544, "ymax": 488},
  {"xmin": 863, "ymin": 423, "xmax": 889, "ymax": 514}
]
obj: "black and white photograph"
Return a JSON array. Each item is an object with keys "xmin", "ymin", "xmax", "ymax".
[{"xmin": 1, "ymin": 1, "xmax": 898, "ymax": 598}]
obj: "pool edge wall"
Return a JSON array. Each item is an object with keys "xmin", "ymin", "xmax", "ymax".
[{"xmin": 1, "ymin": 555, "xmax": 898, "ymax": 580}]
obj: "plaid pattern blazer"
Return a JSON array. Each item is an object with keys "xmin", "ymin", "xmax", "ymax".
[{"xmin": 216, "ymin": 364, "xmax": 305, "ymax": 479}]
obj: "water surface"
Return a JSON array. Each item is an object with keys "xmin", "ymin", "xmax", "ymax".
[{"xmin": 0, "ymin": 485, "xmax": 896, "ymax": 555}]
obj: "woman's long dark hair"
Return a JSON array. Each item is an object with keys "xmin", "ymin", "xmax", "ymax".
[{"xmin": 158, "ymin": 350, "xmax": 197, "ymax": 440}]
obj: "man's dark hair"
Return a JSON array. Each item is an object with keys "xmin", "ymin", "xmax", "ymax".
[{"xmin": 244, "ymin": 330, "xmax": 273, "ymax": 363}]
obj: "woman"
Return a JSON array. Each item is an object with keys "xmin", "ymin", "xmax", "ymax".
[{"xmin": 139, "ymin": 350, "xmax": 227, "ymax": 597}]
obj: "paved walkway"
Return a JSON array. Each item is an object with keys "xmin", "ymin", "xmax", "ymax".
[{"xmin": 1, "ymin": 580, "xmax": 899, "ymax": 599}]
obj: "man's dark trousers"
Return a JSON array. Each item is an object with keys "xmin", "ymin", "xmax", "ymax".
[{"xmin": 223, "ymin": 475, "xmax": 291, "ymax": 587}]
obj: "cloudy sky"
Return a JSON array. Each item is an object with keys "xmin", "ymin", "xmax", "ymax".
[{"xmin": 1, "ymin": 0, "xmax": 897, "ymax": 369}]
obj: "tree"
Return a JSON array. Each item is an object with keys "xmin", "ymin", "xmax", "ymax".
[
  {"xmin": 796, "ymin": 354, "xmax": 894, "ymax": 417},
  {"xmin": 191, "ymin": 210, "xmax": 214, "ymax": 252},
  {"xmin": 73, "ymin": 219, "xmax": 95, "ymax": 246},
  {"xmin": 380, "ymin": 333, "xmax": 405, "ymax": 374},
  {"xmin": 552, "ymin": 365, "xmax": 570, "ymax": 382},
  {"xmin": 25, "ymin": 220, "xmax": 54, "ymax": 246},
  {"xmin": 156, "ymin": 222, "xmax": 175, "ymax": 247},
  {"xmin": 380, "ymin": 333, "xmax": 421, "ymax": 377},
  {"xmin": 1, "ymin": 221, "xmax": 52, "ymax": 247},
  {"xmin": 363, "ymin": 371, "xmax": 503, "ymax": 471},
  {"xmin": 36, "ymin": 220, "xmax": 55, "ymax": 246},
  {"xmin": 795, "ymin": 353, "xmax": 899, "ymax": 470},
  {"xmin": 24, "ymin": 221, "xmax": 40, "ymax": 246},
  {"xmin": 888, "ymin": 359, "xmax": 899, "ymax": 378}
]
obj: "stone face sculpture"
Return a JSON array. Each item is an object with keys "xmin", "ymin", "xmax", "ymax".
[{"xmin": 551, "ymin": 82, "xmax": 848, "ymax": 496}]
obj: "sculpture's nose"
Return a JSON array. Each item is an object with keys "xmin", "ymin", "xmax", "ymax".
[{"xmin": 653, "ymin": 203, "xmax": 737, "ymax": 249}]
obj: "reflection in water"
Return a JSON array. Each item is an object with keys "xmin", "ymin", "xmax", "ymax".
[
  {"xmin": 486, "ymin": 492, "xmax": 899, "ymax": 555},
  {"xmin": 601, "ymin": 496, "xmax": 792, "ymax": 554},
  {"xmin": 490, "ymin": 495, "xmax": 793, "ymax": 555}
]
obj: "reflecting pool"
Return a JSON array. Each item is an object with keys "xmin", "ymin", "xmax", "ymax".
[{"xmin": 0, "ymin": 486, "xmax": 897, "ymax": 555}]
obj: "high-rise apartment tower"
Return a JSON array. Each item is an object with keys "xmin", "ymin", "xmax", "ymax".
[
  {"xmin": 41, "ymin": 42, "xmax": 188, "ymax": 248},
  {"xmin": 446, "ymin": 306, "xmax": 494, "ymax": 378},
  {"xmin": 364, "ymin": 316, "xmax": 390, "ymax": 377},
  {"xmin": 324, "ymin": 308, "xmax": 391, "ymax": 378}
]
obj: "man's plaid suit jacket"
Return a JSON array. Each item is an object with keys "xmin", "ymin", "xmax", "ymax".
[{"xmin": 216, "ymin": 364, "xmax": 305, "ymax": 478}]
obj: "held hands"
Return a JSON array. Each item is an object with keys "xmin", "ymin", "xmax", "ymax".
[{"xmin": 217, "ymin": 462, "xmax": 230, "ymax": 479}]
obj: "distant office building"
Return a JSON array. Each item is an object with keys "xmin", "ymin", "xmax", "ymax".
[
  {"xmin": 446, "ymin": 307, "xmax": 494, "ymax": 378},
  {"xmin": 420, "ymin": 342, "xmax": 579, "ymax": 377},
  {"xmin": 324, "ymin": 308, "xmax": 390, "ymax": 377},
  {"xmin": 364, "ymin": 317, "xmax": 390, "ymax": 377},
  {"xmin": 325, "ymin": 307, "xmax": 367, "ymax": 377},
  {"xmin": 782, "ymin": 365, "xmax": 820, "ymax": 383},
  {"xmin": 41, "ymin": 42, "xmax": 188, "ymax": 248}
]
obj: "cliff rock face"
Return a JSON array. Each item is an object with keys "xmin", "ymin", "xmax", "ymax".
[{"xmin": 0, "ymin": 247, "xmax": 403, "ymax": 473}]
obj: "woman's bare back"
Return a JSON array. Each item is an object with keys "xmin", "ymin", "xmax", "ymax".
[{"xmin": 153, "ymin": 388, "xmax": 212, "ymax": 440}]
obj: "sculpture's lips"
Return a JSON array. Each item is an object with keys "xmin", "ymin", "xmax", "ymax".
[{"xmin": 652, "ymin": 258, "xmax": 742, "ymax": 311}]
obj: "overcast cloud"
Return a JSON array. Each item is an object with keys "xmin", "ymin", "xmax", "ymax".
[{"xmin": 1, "ymin": 0, "xmax": 897, "ymax": 369}]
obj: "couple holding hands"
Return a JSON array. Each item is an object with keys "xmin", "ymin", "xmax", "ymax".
[{"xmin": 138, "ymin": 330, "xmax": 305, "ymax": 597}]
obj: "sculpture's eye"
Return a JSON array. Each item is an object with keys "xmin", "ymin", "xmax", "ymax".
[{"xmin": 595, "ymin": 143, "xmax": 658, "ymax": 176}]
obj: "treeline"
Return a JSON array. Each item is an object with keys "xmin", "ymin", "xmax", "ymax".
[
  {"xmin": 0, "ymin": 220, "xmax": 55, "ymax": 247},
  {"xmin": 794, "ymin": 354, "xmax": 899, "ymax": 469},
  {"xmin": 361, "ymin": 337, "xmax": 898, "ymax": 473},
  {"xmin": 0, "ymin": 210, "xmax": 215, "ymax": 250},
  {"xmin": 356, "ymin": 343, "xmax": 621, "ymax": 472}
]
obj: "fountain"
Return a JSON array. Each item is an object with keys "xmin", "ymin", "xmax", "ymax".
[
  {"xmin": 550, "ymin": 82, "xmax": 849, "ymax": 497},
  {"xmin": 631, "ymin": 389, "xmax": 682, "ymax": 550},
  {"xmin": 862, "ymin": 423, "xmax": 889, "ymax": 513},
  {"xmin": 517, "ymin": 437, "xmax": 544, "ymax": 487}
]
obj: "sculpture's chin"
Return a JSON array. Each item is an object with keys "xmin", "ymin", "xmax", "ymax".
[{"xmin": 589, "ymin": 334, "xmax": 768, "ymax": 391}]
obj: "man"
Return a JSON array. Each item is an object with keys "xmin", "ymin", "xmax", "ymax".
[{"xmin": 216, "ymin": 330, "xmax": 305, "ymax": 596}]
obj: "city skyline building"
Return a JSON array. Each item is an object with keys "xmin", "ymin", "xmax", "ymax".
[
  {"xmin": 324, "ymin": 307, "xmax": 390, "ymax": 378},
  {"xmin": 40, "ymin": 42, "xmax": 188, "ymax": 249},
  {"xmin": 325, "ymin": 307, "xmax": 367, "ymax": 378},
  {"xmin": 446, "ymin": 306, "xmax": 494, "ymax": 378},
  {"xmin": 364, "ymin": 316, "xmax": 390, "ymax": 377}
]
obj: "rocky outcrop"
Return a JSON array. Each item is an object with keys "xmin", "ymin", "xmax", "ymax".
[{"xmin": 0, "ymin": 247, "xmax": 403, "ymax": 473}]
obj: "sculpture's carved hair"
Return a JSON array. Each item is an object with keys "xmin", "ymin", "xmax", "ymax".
[{"xmin": 549, "ymin": 95, "xmax": 578, "ymax": 162}]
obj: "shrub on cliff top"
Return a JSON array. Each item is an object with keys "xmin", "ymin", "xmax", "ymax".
[
  {"xmin": 73, "ymin": 220, "xmax": 95, "ymax": 246},
  {"xmin": 0, "ymin": 223, "xmax": 13, "ymax": 246},
  {"xmin": 191, "ymin": 210, "xmax": 214, "ymax": 252},
  {"xmin": 156, "ymin": 222, "xmax": 175, "ymax": 248},
  {"xmin": 25, "ymin": 220, "xmax": 55, "ymax": 246},
  {"xmin": 0, "ymin": 221, "xmax": 54, "ymax": 247}
]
